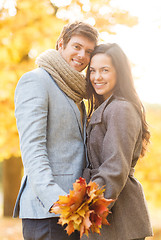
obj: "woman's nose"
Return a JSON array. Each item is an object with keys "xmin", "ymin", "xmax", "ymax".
[{"xmin": 95, "ymin": 71, "xmax": 102, "ymax": 80}]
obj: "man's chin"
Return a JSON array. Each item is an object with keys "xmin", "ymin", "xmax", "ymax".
[{"xmin": 71, "ymin": 65, "xmax": 84, "ymax": 72}]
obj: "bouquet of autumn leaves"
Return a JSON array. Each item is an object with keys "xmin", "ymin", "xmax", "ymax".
[{"xmin": 50, "ymin": 177, "xmax": 114, "ymax": 238}]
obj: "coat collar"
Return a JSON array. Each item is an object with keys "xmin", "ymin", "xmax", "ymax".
[{"xmin": 89, "ymin": 95, "xmax": 114, "ymax": 125}]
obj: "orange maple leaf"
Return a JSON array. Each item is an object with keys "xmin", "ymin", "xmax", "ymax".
[{"xmin": 50, "ymin": 177, "xmax": 115, "ymax": 238}]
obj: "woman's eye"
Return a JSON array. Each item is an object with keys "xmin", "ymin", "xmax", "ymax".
[{"xmin": 102, "ymin": 68, "xmax": 108, "ymax": 72}]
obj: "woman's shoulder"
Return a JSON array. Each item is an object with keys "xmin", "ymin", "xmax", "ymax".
[
  {"xmin": 106, "ymin": 97, "xmax": 134, "ymax": 113},
  {"xmin": 103, "ymin": 97, "xmax": 140, "ymax": 123}
]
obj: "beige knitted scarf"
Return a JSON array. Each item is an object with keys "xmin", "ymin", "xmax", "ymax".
[{"xmin": 35, "ymin": 49, "xmax": 87, "ymax": 103}]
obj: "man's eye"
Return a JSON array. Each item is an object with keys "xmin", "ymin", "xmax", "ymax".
[
  {"xmin": 87, "ymin": 51, "xmax": 92, "ymax": 55},
  {"xmin": 74, "ymin": 45, "xmax": 79, "ymax": 49}
]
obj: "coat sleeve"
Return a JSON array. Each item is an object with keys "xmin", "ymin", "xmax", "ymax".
[
  {"xmin": 15, "ymin": 71, "xmax": 66, "ymax": 213},
  {"xmin": 91, "ymin": 101, "xmax": 142, "ymax": 208}
]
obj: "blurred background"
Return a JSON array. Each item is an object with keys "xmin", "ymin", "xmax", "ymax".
[{"xmin": 0, "ymin": 0, "xmax": 161, "ymax": 239}]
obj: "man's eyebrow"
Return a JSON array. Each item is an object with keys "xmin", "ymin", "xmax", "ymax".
[
  {"xmin": 72, "ymin": 41, "xmax": 82, "ymax": 46},
  {"xmin": 87, "ymin": 49, "xmax": 94, "ymax": 52}
]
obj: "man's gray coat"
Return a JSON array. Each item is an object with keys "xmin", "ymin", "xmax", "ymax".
[{"xmin": 13, "ymin": 68, "xmax": 86, "ymax": 218}]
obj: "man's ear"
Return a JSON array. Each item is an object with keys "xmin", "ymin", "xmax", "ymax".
[{"xmin": 57, "ymin": 38, "xmax": 64, "ymax": 50}]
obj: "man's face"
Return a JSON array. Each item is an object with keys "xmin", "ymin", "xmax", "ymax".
[{"xmin": 58, "ymin": 35, "xmax": 95, "ymax": 72}]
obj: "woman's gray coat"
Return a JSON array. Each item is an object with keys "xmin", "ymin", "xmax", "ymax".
[{"xmin": 83, "ymin": 96, "xmax": 153, "ymax": 240}]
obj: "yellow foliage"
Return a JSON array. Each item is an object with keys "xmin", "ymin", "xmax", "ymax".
[
  {"xmin": 135, "ymin": 104, "xmax": 161, "ymax": 208},
  {"xmin": 0, "ymin": 0, "xmax": 66, "ymax": 161}
]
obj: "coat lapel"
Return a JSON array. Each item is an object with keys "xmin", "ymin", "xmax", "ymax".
[
  {"xmin": 87, "ymin": 95, "xmax": 114, "ymax": 136},
  {"xmin": 64, "ymin": 95, "xmax": 85, "ymax": 140}
]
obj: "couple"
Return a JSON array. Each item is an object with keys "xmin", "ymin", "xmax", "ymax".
[{"xmin": 13, "ymin": 21, "xmax": 153, "ymax": 240}]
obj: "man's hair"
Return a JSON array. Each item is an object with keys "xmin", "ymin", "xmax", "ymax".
[{"xmin": 56, "ymin": 21, "xmax": 99, "ymax": 50}]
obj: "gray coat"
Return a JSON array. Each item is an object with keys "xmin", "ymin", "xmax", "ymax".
[
  {"xmin": 13, "ymin": 68, "xmax": 87, "ymax": 219},
  {"xmin": 83, "ymin": 96, "xmax": 153, "ymax": 240}
]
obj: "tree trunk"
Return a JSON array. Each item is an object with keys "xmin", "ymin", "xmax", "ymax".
[{"xmin": 3, "ymin": 156, "xmax": 23, "ymax": 216}]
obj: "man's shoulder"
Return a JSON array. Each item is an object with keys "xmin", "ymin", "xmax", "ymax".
[
  {"xmin": 21, "ymin": 67, "xmax": 50, "ymax": 79},
  {"xmin": 17, "ymin": 68, "xmax": 54, "ymax": 89}
]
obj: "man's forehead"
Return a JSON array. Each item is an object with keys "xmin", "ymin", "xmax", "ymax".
[{"xmin": 69, "ymin": 35, "xmax": 95, "ymax": 49}]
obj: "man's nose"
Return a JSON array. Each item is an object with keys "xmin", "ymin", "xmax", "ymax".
[{"xmin": 78, "ymin": 49, "xmax": 86, "ymax": 58}]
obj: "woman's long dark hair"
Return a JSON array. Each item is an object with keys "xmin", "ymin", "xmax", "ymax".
[{"xmin": 86, "ymin": 43, "xmax": 150, "ymax": 157}]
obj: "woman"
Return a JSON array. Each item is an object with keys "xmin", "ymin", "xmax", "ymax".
[{"xmin": 82, "ymin": 43, "xmax": 153, "ymax": 240}]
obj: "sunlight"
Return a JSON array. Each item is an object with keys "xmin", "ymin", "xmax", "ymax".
[
  {"xmin": 109, "ymin": 0, "xmax": 161, "ymax": 104},
  {"xmin": 1, "ymin": 0, "xmax": 17, "ymax": 16}
]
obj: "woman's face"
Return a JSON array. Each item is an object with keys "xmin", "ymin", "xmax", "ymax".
[{"xmin": 89, "ymin": 53, "xmax": 117, "ymax": 100}]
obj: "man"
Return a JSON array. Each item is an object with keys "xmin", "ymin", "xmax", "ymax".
[{"xmin": 13, "ymin": 21, "xmax": 98, "ymax": 240}]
